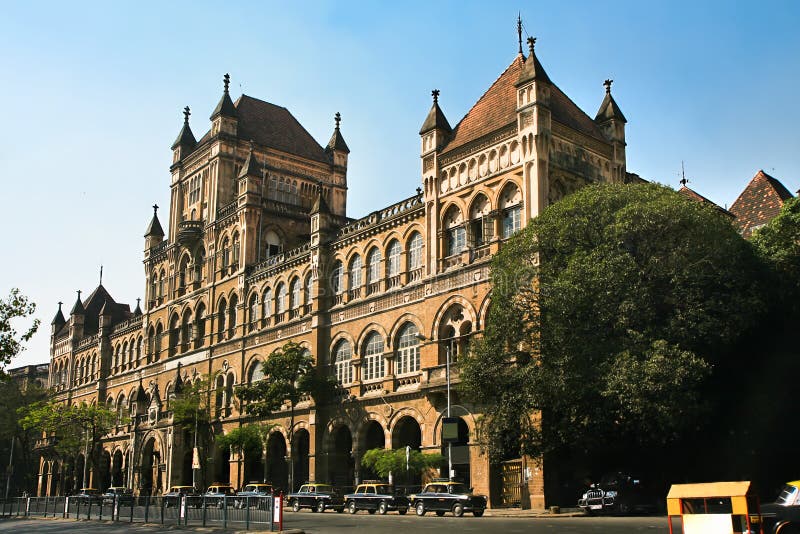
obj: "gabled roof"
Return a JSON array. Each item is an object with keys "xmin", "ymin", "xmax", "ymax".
[
  {"xmin": 75, "ymin": 285, "xmax": 132, "ymax": 335},
  {"xmin": 730, "ymin": 170, "xmax": 794, "ymax": 238},
  {"xmin": 679, "ymin": 185, "xmax": 734, "ymax": 218},
  {"xmin": 440, "ymin": 55, "xmax": 607, "ymax": 157},
  {"xmin": 197, "ymin": 95, "xmax": 329, "ymax": 164}
]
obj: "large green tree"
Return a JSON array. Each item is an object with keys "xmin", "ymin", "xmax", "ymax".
[
  {"xmin": 20, "ymin": 401, "xmax": 115, "ymax": 491},
  {"xmin": 235, "ymin": 342, "xmax": 336, "ymax": 491},
  {"xmin": 170, "ymin": 372, "xmax": 218, "ymax": 489},
  {"xmin": 217, "ymin": 423, "xmax": 275, "ymax": 486},
  {"xmin": 361, "ymin": 448, "xmax": 443, "ymax": 486},
  {"xmin": 460, "ymin": 183, "xmax": 767, "ymax": 469},
  {"xmin": 0, "ymin": 381, "xmax": 46, "ymax": 496},
  {"xmin": 0, "ymin": 289, "xmax": 40, "ymax": 373},
  {"xmin": 751, "ymin": 197, "xmax": 800, "ymax": 304}
]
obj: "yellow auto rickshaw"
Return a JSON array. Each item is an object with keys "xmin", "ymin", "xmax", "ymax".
[{"xmin": 667, "ymin": 481, "xmax": 763, "ymax": 534}]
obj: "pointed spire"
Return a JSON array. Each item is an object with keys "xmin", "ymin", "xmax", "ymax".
[
  {"xmin": 210, "ymin": 73, "xmax": 237, "ymax": 120},
  {"xmin": 326, "ymin": 112, "xmax": 350, "ymax": 154},
  {"xmin": 145, "ymin": 204, "xmax": 165, "ymax": 238},
  {"xmin": 238, "ymin": 140, "xmax": 262, "ymax": 178},
  {"xmin": 594, "ymin": 79, "xmax": 627, "ymax": 123},
  {"xmin": 134, "ymin": 298, "xmax": 142, "ymax": 316},
  {"xmin": 171, "ymin": 105, "xmax": 197, "ymax": 151},
  {"xmin": 419, "ymin": 89, "xmax": 452, "ymax": 135},
  {"xmin": 310, "ymin": 186, "xmax": 330, "ymax": 215},
  {"xmin": 70, "ymin": 290, "xmax": 85, "ymax": 316},
  {"xmin": 51, "ymin": 301, "xmax": 66, "ymax": 326},
  {"xmin": 517, "ymin": 37, "xmax": 551, "ymax": 86},
  {"xmin": 517, "ymin": 13, "xmax": 524, "ymax": 57}
]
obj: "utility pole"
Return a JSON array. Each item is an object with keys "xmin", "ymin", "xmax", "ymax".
[
  {"xmin": 4, "ymin": 436, "xmax": 16, "ymax": 501},
  {"xmin": 446, "ymin": 339, "xmax": 453, "ymax": 481},
  {"xmin": 192, "ymin": 409, "xmax": 198, "ymax": 489}
]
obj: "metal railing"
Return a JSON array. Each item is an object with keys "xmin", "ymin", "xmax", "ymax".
[{"xmin": 0, "ymin": 495, "xmax": 278, "ymax": 531}]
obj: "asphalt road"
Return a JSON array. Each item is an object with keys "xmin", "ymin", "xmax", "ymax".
[{"xmin": 0, "ymin": 514, "xmax": 677, "ymax": 533}]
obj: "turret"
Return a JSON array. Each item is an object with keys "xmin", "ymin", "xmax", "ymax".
[
  {"xmin": 144, "ymin": 204, "xmax": 165, "ymax": 251},
  {"xmin": 238, "ymin": 141, "xmax": 264, "ymax": 267},
  {"xmin": 325, "ymin": 112, "xmax": 349, "ymax": 215},
  {"xmin": 594, "ymin": 79, "xmax": 627, "ymax": 182},
  {"xmin": 50, "ymin": 301, "xmax": 66, "ymax": 335},
  {"xmin": 171, "ymin": 106, "xmax": 197, "ymax": 165},
  {"xmin": 419, "ymin": 89, "xmax": 452, "ymax": 162},
  {"xmin": 69, "ymin": 290, "xmax": 85, "ymax": 342},
  {"xmin": 210, "ymin": 73, "xmax": 238, "ymax": 137},
  {"xmin": 515, "ymin": 37, "xmax": 552, "ymax": 219}
]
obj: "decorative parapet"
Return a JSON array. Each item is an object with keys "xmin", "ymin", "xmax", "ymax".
[
  {"xmin": 247, "ymin": 242, "xmax": 311, "ymax": 283},
  {"xmin": 77, "ymin": 334, "xmax": 99, "ymax": 350},
  {"xmin": 333, "ymin": 192, "xmax": 424, "ymax": 245},
  {"xmin": 112, "ymin": 314, "xmax": 144, "ymax": 336}
]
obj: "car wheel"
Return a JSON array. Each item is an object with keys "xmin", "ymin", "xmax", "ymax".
[
  {"xmin": 348, "ymin": 500, "xmax": 357, "ymax": 514},
  {"xmin": 316, "ymin": 500, "xmax": 326, "ymax": 513},
  {"xmin": 377, "ymin": 501, "xmax": 388, "ymax": 515},
  {"xmin": 435, "ymin": 510, "xmax": 445, "ymax": 517},
  {"xmin": 473, "ymin": 509, "xmax": 484, "ymax": 517},
  {"xmin": 398, "ymin": 507, "xmax": 407, "ymax": 515},
  {"xmin": 292, "ymin": 500, "xmax": 300, "ymax": 513},
  {"xmin": 452, "ymin": 503, "xmax": 464, "ymax": 517},
  {"xmin": 416, "ymin": 501, "xmax": 425, "ymax": 516}
]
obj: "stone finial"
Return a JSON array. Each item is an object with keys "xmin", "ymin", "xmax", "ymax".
[
  {"xmin": 517, "ymin": 14, "xmax": 523, "ymax": 55},
  {"xmin": 223, "ymin": 73, "xmax": 230, "ymax": 94},
  {"xmin": 432, "ymin": 89, "xmax": 440, "ymax": 103},
  {"xmin": 528, "ymin": 36, "xmax": 536, "ymax": 54},
  {"xmin": 183, "ymin": 106, "xmax": 190, "ymax": 124},
  {"xmin": 152, "ymin": 204, "xmax": 159, "ymax": 215},
  {"xmin": 335, "ymin": 112, "xmax": 341, "ymax": 129},
  {"xmin": 604, "ymin": 79, "xmax": 613, "ymax": 95}
]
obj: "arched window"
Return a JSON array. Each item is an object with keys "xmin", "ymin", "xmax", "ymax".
[
  {"xmin": 180, "ymin": 310, "xmax": 192, "ymax": 353},
  {"xmin": 264, "ymin": 230, "xmax": 282, "ymax": 259},
  {"xmin": 195, "ymin": 303, "xmax": 206, "ymax": 348},
  {"xmin": 178, "ymin": 255, "xmax": 190, "ymax": 291},
  {"xmin": 396, "ymin": 323, "xmax": 420, "ymax": 375},
  {"xmin": 333, "ymin": 340, "xmax": 353, "ymax": 385},
  {"xmin": 407, "ymin": 232, "xmax": 423, "ymax": 277},
  {"xmin": 217, "ymin": 299, "xmax": 227, "ymax": 341},
  {"xmin": 262, "ymin": 288, "xmax": 272, "ymax": 327},
  {"xmin": 276, "ymin": 283, "xmax": 287, "ymax": 317},
  {"xmin": 158, "ymin": 269, "xmax": 166, "ymax": 299},
  {"xmin": 232, "ymin": 232, "xmax": 241, "ymax": 267},
  {"xmin": 136, "ymin": 337, "xmax": 143, "ymax": 365},
  {"xmin": 387, "ymin": 240, "xmax": 402, "ymax": 287},
  {"xmin": 228, "ymin": 294, "xmax": 238, "ymax": 338},
  {"xmin": 362, "ymin": 332, "xmax": 385, "ymax": 381},
  {"xmin": 330, "ymin": 261, "xmax": 344, "ymax": 303},
  {"xmin": 155, "ymin": 322, "xmax": 163, "ymax": 360},
  {"xmin": 304, "ymin": 275, "xmax": 313, "ymax": 314},
  {"xmin": 114, "ymin": 345, "xmax": 121, "ymax": 372},
  {"xmin": 499, "ymin": 183, "xmax": 523, "ymax": 238},
  {"xmin": 169, "ymin": 314, "xmax": 179, "ymax": 357},
  {"xmin": 193, "ymin": 247, "xmax": 205, "ymax": 284},
  {"xmin": 122, "ymin": 341, "xmax": 129, "ymax": 369},
  {"xmin": 249, "ymin": 360, "xmax": 265, "ymax": 383},
  {"xmin": 469, "ymin": 194, "xmax": 492, "ymax": 247},
  {"xmin": 220, "ymin": 237, "xmax": 230, "ymax": 274},
  {"xmin": 290, "ymin": 278, "xmax": 302, "ymax": 311},
  {"xmin": 444, "ymin": 206, "xmax": 466, "ymax": 257},
  {"xmin": 348, "ymin": 255, "xmax": 362, "ymax": 299},
  {"xmin": 366, "ymin": 248, "xmax": 381, "ymax": 295},
  {"xmin": 249, "ymin": 293, "xmax": 259, "ymax": 332}
]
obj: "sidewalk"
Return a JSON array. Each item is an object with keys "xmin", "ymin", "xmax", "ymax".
[{"xmin": 483, "ymin": 506, "xmax": 585, "ymax": 518}]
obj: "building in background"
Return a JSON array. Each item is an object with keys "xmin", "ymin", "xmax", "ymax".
[{"xmin": 730, "ymin": 169, "xmax": 795, "ymax": 239}]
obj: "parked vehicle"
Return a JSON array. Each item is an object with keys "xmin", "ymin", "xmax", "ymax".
[
  {"xmin": 578, "ymin": 472, "xmax": 657, "ymax": 514},
  {"xmin": 286, "ymin": 483, "xmax": 345, "ymax": 513},
  {"xmin": 761, "ymin": 480, "xmax": 800, "ymax": 534},
  {"xmin": 163, "ymin": 485, "xmax": 198, "ymax": 508},
  {"xmin": 234, "ymin": 483, "xmax": 273, "ymax": 509},
  {"xmin": 409, "ymin": 480, "xmax": 486, "ymax": 517},
  {"xmin": 72, "ymin": 488, "xmax": 103, "ymax": 503},
  {"xmin": 344, "ymin": 481, "xmax": 409, "ymax": 515},
  {"xmin": 102, "ymin": 486, "xmax": 133, "ymax": 505},
  {"xmin": 205, "ymin": 484, "xmax": 236, "ymax": 508}
]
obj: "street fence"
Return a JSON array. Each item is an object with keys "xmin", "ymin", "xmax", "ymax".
[{"xmin": 0, "ymin": 494, "xmax": 279, "ymax": 530}]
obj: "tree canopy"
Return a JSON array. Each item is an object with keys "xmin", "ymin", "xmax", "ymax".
[
  {"xmin": 460, "ymin": 183, "xmax": 768, "ymax": 464},
  {"xmin": 751, "ymin": 197, "xmax": 800, "ymax": 303},
  {"xmin": 0, "ymin": 289, "xmax": 40, "ymax": 373},
  {"xmin": 361, "ymin": 448, "xmax": 443, "ymax": 483}
]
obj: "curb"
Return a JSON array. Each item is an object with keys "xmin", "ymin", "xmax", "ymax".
[{"xmin": 2, "ymin": 516, "xmax": 305, "ymax": 533}]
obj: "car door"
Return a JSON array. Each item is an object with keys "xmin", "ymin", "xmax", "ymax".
[{"xmin": 364, "ymin": 486, "xmax": 376, "ymax": 510}]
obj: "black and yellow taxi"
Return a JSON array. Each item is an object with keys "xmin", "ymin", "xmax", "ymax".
[
  {"xmin": 762, "ymin": 480, "xmax": 800, "ymax": 533},
  {"xmin": 285, "ymin": 483, "xmax": 344, "ymax": 513},
  {"xmin": 204, "ymin": 483, "xmax": 236, "ymax": 508},
  {"xmin": 344, "ymin": 481, "xmax": 409, "ymax": 515},
  {"xmin": 163, "ymin": 485, "xmax": 199, "ymax": 508},
  {"xmin": 409, "ymin": 480, "xmax": 487, "ymax": 517}
]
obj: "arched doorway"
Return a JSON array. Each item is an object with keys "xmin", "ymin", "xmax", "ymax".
[
  {"xmin": 328, "ymin": 425, "xmax": 354, "ymax": 488},
  {"xmin": 360, "ymin": 421, "xmax": 385, "ymax": 482},
  {"xmin": 140, "ymin": 437, "xmax": 155, "ymax": 495},
  {"xmin": 292, "ymin": 429, "xmax": 310, "ymax": 491},
  {"xmin": 243, "ymin": 441, "xmax": 265, "ymax": 485},
  {"xmin": 51, "ymin": 462, "xmax": 61, "ymax": 496},
  {"xmin": 40, "ymin": 461, "xmax": 49, "ymax": 497},
  {"xmin": 441, "ymin": 417, "xmax": 471, "ymax": 488},
  {"xmin": 99, "ymin": 450, "xmax": 111, "ymax": 491},
  {"xmin": 111, "ymin": 450, "xmax": 124, "ymax": 487},
  {"xmin": 266, "ymin": 432, "xmax": 287, "ymax": 492},
  {"xmin": 215, "ymin": 445, "xmax": 231, "ymax": 485},
  {"xmin": 182, "ymin": 449, "xmax": 193, "ymax": 486},
  {"xmin": 392, "ymin": 416, "xmax": 423, "ymax": 487}
]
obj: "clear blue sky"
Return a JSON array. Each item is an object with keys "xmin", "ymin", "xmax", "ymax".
[{"xmin": 2, "ymin": 0, "xmax": 798, "ymax": 367}]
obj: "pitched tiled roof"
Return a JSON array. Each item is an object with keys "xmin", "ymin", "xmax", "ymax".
[
  {"xmin": 197, "ymin": 95, "xmax": 329, "ymax": 164},
  {"xmin": 679, "ymin": 185, "xmax": 734, "ymax": 218},
  {"xmin": 440, "ymin": 55, "xmax": 608, "ymax": 157},
  {"xmin": 730, "ymin": 170, "xmax": 794, "ymax": 238}
]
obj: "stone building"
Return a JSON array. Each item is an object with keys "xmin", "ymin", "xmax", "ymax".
[{"xmin": 39, "ymin": 36, "xmax": 629, "ymax": 508}]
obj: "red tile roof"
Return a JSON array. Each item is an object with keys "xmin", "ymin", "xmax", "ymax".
[
  {"xmin": 440, "ymin": 55, "xmax": 607, "ymax": 157},
  {"xmin": 729, "ymin": 170, "xmax": 794, "ymax": 238},
  {"xmin": 678, "ymin": 185, "xmax": 734, "ymax": 218}
]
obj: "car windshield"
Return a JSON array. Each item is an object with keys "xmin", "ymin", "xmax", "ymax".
[
  {"xmin": 776, "ymin": 484, "xmax": 799, "ymax": 505},
  {"xmin": 376, "ymin": 485, "xmax": 391, "ymax": 494}
]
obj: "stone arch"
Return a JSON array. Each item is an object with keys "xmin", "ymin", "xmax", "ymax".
[
  {"xmin": 355, "ymin": 323, "xmax": 389, "ymax": 355},
  {"xmin": 477, "ymin": 292, "xmax": 492, "ymax": 331},
  {"xmin": 326, "ymin": 423, "xmax": 354, "ymax": 487},
  {"xmin": 429, "ymin": 296, "xmax": 477, "ymax": 341},
  {"xmin": 388, "ymin": 314, "xmax": 424, "ymax": 350},
  {"xmin": 245, "ymin": 355, "xmax": 264, "ymax": 383},
  {"xmin": 440, "ymin": 201, "xmax": 466, "ymax": 227},
  {"xmin": 266, "ymin": 430, "xmax": 288, "ymax": 491}
]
